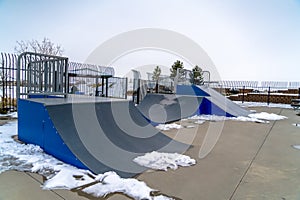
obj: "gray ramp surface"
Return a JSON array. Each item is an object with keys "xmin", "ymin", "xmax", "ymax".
[
  {"xmin": 45, "ymin": 98, "xmax": 189, "ymax": 178},
  {"xmin": 198, "ymin": 85, "xmax": 251, "ymax": 117},
  {"xmin": 137, "ymin": 93, "xmax": 203, "ymax": 124}
]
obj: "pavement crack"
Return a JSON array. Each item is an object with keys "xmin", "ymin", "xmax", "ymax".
[{"xmin": 228, "ymin": 108, "xmax": 283, "ymax": 200}]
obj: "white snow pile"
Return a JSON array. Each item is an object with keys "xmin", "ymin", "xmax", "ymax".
[
  {"xmin": 155, "ymin": 123, "xmax": 182, "ymax": 131},
  {"xmin": 248, "ymin": 112, "xmax": 287, "ymax": 121},
  {"xmin": 186, "ymin": 112, "xmax": 287, "ymax": 124},
  {"xmin": 0, "ymin": 121, "xmax": 176, "ymax": 200},
  {"xmin": 133, "ymin": 151, "xmax": 196, "ymax": 171},
  {"xmin": 43, "ymin": 168, "xmax": 167, "ymax": 199},
  {"xmin": 292, "ymin": 145, "xmax": 300, "ymax": 150}
]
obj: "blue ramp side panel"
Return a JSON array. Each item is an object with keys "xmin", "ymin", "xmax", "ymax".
[
  {"xmin": 176, "ymin": 85, "xmax": 210, "ymax": 96},
  {"xmin": 199, "ymin": 98, "xmax": 234, "ymax": 117},
  {"xmin": 18, "ymin": 99, "xmax": 87, "ymax": 169},
  {"xmin": 176, "ymin": 84, "xmax": 250, "ymax": 117},
  {"xmin": 176, "ymin": 85, "xmax": 233, "ymax": 116}
]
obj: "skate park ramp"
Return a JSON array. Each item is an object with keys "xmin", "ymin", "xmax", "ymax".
[
  {"xmin": 137, "ymin": 93, "xmax": 204, "ymax": 124},
  {"xmin": 18, "ymin": 96, "xmax": 190, "ymax": 178},
  {"xmin": 176, "ymin": 85, "xmax": 251, "ymax": 117}
]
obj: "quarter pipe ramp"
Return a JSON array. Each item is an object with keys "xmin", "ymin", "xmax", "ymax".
[{"xmin": 18, "ymin": 96, "xmax": 190, "ymax": 178}]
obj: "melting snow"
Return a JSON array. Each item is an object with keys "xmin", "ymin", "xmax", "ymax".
[
  {"xmin": 292, "ymin": 145, "xmax": 300, "ymax": 150},
  {"xmin": 186, "ymin": 112, "xmax": 287, "ymax": 124},
  {"xmin": 188, "ymin": 115, "xmax": 227, "ymax": 122},
  {"xmin": 133, "ymin": 151, "xmax": 196, "ymax": 171},
  {"xmin": 248, "ymin": 112, "xmax": 287, "ymax": 121},
  {"xmin": 44, "ymin": 169, "xmax": 159, "ymax": 199},
  {"xmin": 156, "ymin": 123, "xmax": 182, "ymax": 131},
  {"xmin": 194, "ymin": 120, "xmax": 206, "ymax": 124},
  {"xmin": 293, "ymin": 123, "xmax": 300, "ymax": 127}
]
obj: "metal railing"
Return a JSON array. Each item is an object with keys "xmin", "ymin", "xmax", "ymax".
[
  {"xmin": 0, "ymin": 53, "xmax": 18, "ymax": 112},
  {"xmin": 17, "ymin": 52, "xmax": 69, "ymax": 99},
  {"xmin": 68, "ymin": 63, "xmax": 126, "ymax": 99},
  {"xmin": 0, "ymin": 52, "xmax": 127, "ymax": 113}
]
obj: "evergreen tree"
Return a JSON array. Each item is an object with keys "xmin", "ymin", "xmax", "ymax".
[
  {"xmin": 152, "ymin": 66, "xmax": 161, "ymax": 81},
  {"xmin": 190, "ymin": 65, "xmax": 204, "ymax": 85},
  {"xmin": 170, "ymin": 60, "xmax": 184, "ymax": 79}
]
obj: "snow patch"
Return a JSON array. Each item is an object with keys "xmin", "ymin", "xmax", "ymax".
[
  {"xmin": 156, "ymin": 123, "xmax": 182, "ymax": 131},
  {"xmin": 233, "ymin": 116, "xmax": 267, "ymax": 123},
  {"xmin": 248, "ymin": 112, "xmax": 287, "ymax": 121},
  {"xmin": 292, "ymin": 123, "xmax": 300, "ymax": 127},
  {"xmin": 133, "ymin": 151, "xmax": 196, "ymax": 171},
  {"xmin": 44, "ymin": 169, "xmax": 158, "ymax": 199},
  {"xmin": 194, "ymin": 120, "xmax": 205, "ymax": 124},
  {"xmin": 186, "ymin": 112, "xmax": 287, "ymax": 124},
  {"xmin": 188, "ymin": 115, "xmax": 226, "ymax": 122},
  {"xmin": 292, "ymin": 145, "xmax": 300, "ymax": 150}
]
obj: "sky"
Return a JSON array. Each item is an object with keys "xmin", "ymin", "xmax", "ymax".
[{"xmin": 1, "ymin": 0, "xmax": 300, "ymax": 81}]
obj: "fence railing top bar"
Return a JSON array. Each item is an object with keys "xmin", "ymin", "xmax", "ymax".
[
  {"xmin": 68, "ymin": 62, "xmax": 115, "ymax": 76},
  {"xmin": 18, "ymin": 51, "xmax": 68, "ymax": 60},
  {"xmin": 28, "ymin": 58, "xmax": 66, "ymax": 64}
]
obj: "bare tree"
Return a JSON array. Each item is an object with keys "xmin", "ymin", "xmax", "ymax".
[{"xmin": 14, "ymin": 37, "xmax": 64, "ymax": 56}]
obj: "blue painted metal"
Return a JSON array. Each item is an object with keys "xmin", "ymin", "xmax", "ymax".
[
  {"xmin": 176, "ymin": 85, "xmax": 235, "ymax": 117},
  {"xmin": 18, "ymin": 99, "xmax": 87, "ymax": 169},
  {"xmin": 199, "ymin": 98, "xmax": 234, "ymax": 117},
  {"xmin": 176, "ymin": 85, "xmax": 210, "ymax": 96}
]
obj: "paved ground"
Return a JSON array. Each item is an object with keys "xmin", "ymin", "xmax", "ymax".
[{"xmin": 0, "ymin": 107, "xmax": 300, "ymax": 200}]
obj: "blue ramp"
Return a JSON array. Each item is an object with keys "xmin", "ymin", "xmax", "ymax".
[
  {"xmin": 18, "ymin": 96, "xmax": 190, "ymax": 178},
  {"xmin": 176, "ymin": 85, "xmax": 250, "ymax": 117}
]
